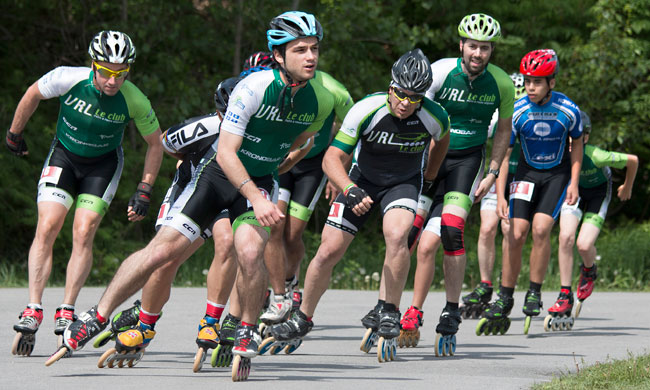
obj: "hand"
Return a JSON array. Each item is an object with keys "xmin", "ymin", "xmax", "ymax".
[
  {"xmin": 345, "ymin": 185, "xmax": 373, "ymax": 216},
  {"xmin": 474, "ymin": 175, "xmax": 496, "ymax": 203},
  {"xmin": 6, "ymin": 129, "xmax": 28, "ymax": 156},
  {"xmin": 127, "ymin": 182, "xmax": 152, "ymax": 221},
  {"xmin": 617, "ymin": 184, "xmax": 632, "ymax": 201},
  {"xmin": 565, "ymin": 183, "xmax": 579, "ymax": 206},
  {"xmin": 325, "ymin": 180, "xmax": 340, "ymax": 206},
  {"xmin": 496, "ymin": 197, "xmax": 509, "ymax": 221},
  {"xmin": 251, "ymin": 197, "xmax": 285, "ymax": 227}
]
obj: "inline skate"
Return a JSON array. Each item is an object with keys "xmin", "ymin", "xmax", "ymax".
[
  {"xmin": 397, "ymin": 306, "xmax": 422, "ymax": 348},
  {"xmin": 544, "ymin": 290, "xmax": 574, "ymax": 331},
  {"xmin": 376, "ymin": 308, "xmax": 400, "ymax": 363},
  {"xmin": 475, "ymin": 293, "xmax": 513, "ymax": 336},
  {"xmin": 12, "ymin": 305, "xmax": 43, "ymax": 356},
  {"xmin": 460, "ymin": 282, "xmax": 493, "ymax": 319},
  {"xmin": 575, "ymin": 264, "xmax": 597, "ymax": 318},
  {"xmin": 97, "ymin": 320, "xmax": 155, "ymax": 368},
  {"xmin": 434, "ymin": 307, "xmax": 461, "ymax": 357},
  {"xmin": 522, "ymin": 289, "xmax": 543, "ymax": 335}
]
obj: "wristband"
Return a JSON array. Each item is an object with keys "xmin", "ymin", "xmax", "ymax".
[
  {"xmin": 343, "ymin": 183, "xmax": 356, "ymax": 196},
  {"xmin": 238, "ymin": 178, "xmax": 252, "ymax": 191}
]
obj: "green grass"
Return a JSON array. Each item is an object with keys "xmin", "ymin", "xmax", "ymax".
[{"xmin": 532, "ymin": 351, "xmax": 650, "ymax": 390}]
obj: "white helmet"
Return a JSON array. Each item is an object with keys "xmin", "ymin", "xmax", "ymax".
[{"xmin": 88, "ymin": 30, "xmax": 136, "ymax": 64}]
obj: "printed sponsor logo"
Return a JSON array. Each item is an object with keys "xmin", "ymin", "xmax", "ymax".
[
  {"xmin": 225, "ymin": 111, "xmax": 240, "ymax": 124},
  {"xmin": 340, "ymin": 126, "xmax": 356, "ymax": 138},
  {"xmin": 63, "ymin": 95, "xmax": 127, "ymax": 123},
  {"xmin": 182, "ymin": 223, "xmax": 197, "ymax": 235},
  {"xmin": 168, "ymin": 122, "xmax": 210, "ymax": 148},
  {"xmin": 234, "ymin": 96, "xmax": 245, "ymax": 110},
  {"xmin": 365, "ymin": 131, "xmax": 429, "ymax": 152},
  {"xmin": 533, "ymin": 122, "xmax": 551, "ymax": 137},
  {"xmin": 438, "ymin": 88, "xmax": 496, "ymax": 104}
]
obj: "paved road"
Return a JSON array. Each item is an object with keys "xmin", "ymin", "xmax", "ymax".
[{"xmin": 2, "ymin": 288, "xmax": 649, "ymax": 389}]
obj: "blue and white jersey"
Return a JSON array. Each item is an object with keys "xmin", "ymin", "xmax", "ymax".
[{"xmin": 511, "ymin": 91, "xmax": 582, "ymax": 170}]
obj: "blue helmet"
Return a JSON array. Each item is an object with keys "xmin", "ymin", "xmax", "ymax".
[{"xmin": 267, "ymin": 11, "xmax": 323, "ymax": 51}]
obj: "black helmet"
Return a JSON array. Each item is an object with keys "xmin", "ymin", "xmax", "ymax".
[
  {"xmin": 391, "ymin": 48, "xmax": 433, "ymax": 94},
  {"xmin": 243, "ymin": 51, "xmax": 276, "ymax": 71},
  {"xmin": 580, "ymin": 110, "xmax": 591, "ymax": 134},
  {"xmin": 214, "ymin": 77, "xmax": 241, "ymax": 114}
]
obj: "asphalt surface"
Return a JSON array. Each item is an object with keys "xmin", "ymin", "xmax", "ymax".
[{"xmin": 2, "ymin": 287, "xmax": 649, "ymax": 389}]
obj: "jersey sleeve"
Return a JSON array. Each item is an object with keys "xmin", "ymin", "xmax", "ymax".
[
  {"xmin": 220, "ymin": 72, "xmax": 270, "ymax": 137},
  {"xmin": 585, "ymin": 145, "xmax": 629, "ymax": 169},
  {"xmin": 490, "ymin": 65, "xmax": 515, "ymax": 119},
  {"xmin": 37, "ymin": 67, "xmax": 90, "ymax": 99},
  {"xmin": 330, "ymin": 94, "xmax": 383, "ymax": 154},
  {"xmin": 420, "ymin": 98, "xmax": 450, "ymax": 140},
  {"xmin": 425, "ymin": 58, "xmax": 456, "ymax": 100},
  {"xmin": 120, "ymin": 81, "xmax": 160, "ymax": 136},
  {"xmin": 319, "ymin": 71, "xmax": 354, "ymax": 121}
]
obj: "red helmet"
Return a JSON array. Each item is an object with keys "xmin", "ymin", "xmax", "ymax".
[{"xmin": 519, "ymin": 49, "xmax": 558, "ymax": 77}]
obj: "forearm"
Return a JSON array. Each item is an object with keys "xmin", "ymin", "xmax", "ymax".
[
  {"xmin": 322, "ymin": 148, "xmax": 353, "ymax": 191},
  {"xmin": 424, "ymin": 135, "xmax": 449, "ymax": 180},
  {"xmin": 217, "ymin": 149, "xmax": 264, "ymax": 203},
  {"xmin": 496, "ymin": 148, "xmax": 512, "ymax": 202},
  {"xmin": 623, "ymin": 155, "xmax": 639, "ymax": 189},
  {"xmin": 140, "ymin": 139, "xmax": 163, "ymax": 186},
  {"xmin": 278, "ymin": 136, "xmax": 313, "ymax": 174},
  {"xmin": 9, "ymin": 83, "xmax": 43, "ymax": 134},
  {"xmin": 488, "ymin": 117, "xmax": 512, "ymax": 171},
  {"xmin": 570, "ymin": 138, "xmax": 583, "ymax": 185}
]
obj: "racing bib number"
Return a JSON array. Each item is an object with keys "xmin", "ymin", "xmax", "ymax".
[
  {"xmin": 328, "ymin": 202, "xmax": 344, "ymax": 224},
  {"xmin": 39, "ymin": 166, "xmax": 63, "ymax": 186},
  {"xmin": 510, "ymin": 181, "xmax": 535, "ymax": 202}
]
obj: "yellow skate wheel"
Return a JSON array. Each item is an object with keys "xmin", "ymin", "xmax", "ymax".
[
  {"xmin": 574, "ymin": 301, "xmax": 583, "ymax": 319},
  {"xmin": 193, "ymin": 347, "xmax": 206, "ymax": 373},
  {"xmin": 258, "ymin": 336, "xmax": 275, "ymax": 355},
  {"xmin": 475, "ymin": 318, "xmax": 488, "ymax": 336},
  {"xmin": 523, "ymin": 316, "xmax": 532, "ymax": 335},
  {"xmin": 11, "ymin": 333, "xmax": 22, "ymax": 356},
  {"xmin": 231, "ymin": 355, "xmax": 250, "ymax": 381},
  {"xmin": 543, "ymin": 315, "xmax": 552, "ymax": 332}
]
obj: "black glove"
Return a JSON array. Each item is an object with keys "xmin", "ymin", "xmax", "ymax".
[
  {"xmin": 345, "ymin": 185, "xmax": 369, "ymax": 208},
  {"xmin": 128, "ymin": 182, "xmax": 152, "ymax": 217},
  {"xmin": 422, "ymin": 180, "xmax": 434, "ymax": 194},
  {"xmin": 6, "ymin": 129, "xmax": 28, "ymax": 156}
]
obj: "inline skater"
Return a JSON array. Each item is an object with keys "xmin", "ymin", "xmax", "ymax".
[
  {"xmin": 550, "ymin": 110, "xmax": 638, "ymax": 327},
  {"xmin": 479, "ymin": 49, "xmax": 583, "ymax": 336},
  {"xmin": 270, "ymin": 48, "xmax": 450, "ymax": 363},
  {"xmin": 8, "ymin": 30, "xmax": 163, "ymax": 357},
  {"xmin": 461, "ymin": 72, "xmax": 526, "ymax": 319},
  {"xmin": 51, "ymin": 11, "xmax": 333, "ymax": 382},
  {"xmin": 399, "ymin": 13, "xmax": 514, "ymax": 354},
  {"xmin": 261, "ymin": 67, "xmax": 354, "ymax": 333}
]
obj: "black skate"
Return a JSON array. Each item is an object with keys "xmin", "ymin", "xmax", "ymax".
[
  {"xmin": 231, "ymin": 324, "xmax": 261, "ymax": 382},
  {"xmin": 261, "ymin": 311, "xmax": 311, "ymax": 355},
  {"xmin": 212, "ymin": 314, "xmax": 239, "ymax": 368},
  {"xmin": 460, "ymin": 282, "xmax": 493, "ymax": 319},
  {"xmin": 360, "ymin": 305, "xmax": 381, "ymax": 353},
  {"xmin": 476, "ymin": 293, "xmax": 514, "ymax": 336},
  {"xmin": 434, "ymin": 307, "xmax": 461, "ymax": 357},
  {"xmin": 12, "ymin": 306, "xmax": 43, "ymax": 357},
  {"xmin": 93, "ymin": 300, "xmax": 141, "ymax": 348},
  {"xmin": 544, "ymin": 290, "xmax": 575, "ymax": 332},
  {"xmin": 376, "ymin": 309, "xmax": 400, "ymax": 363},
  {"xmin": 522, "ymin": 289, "xmax": 543, "ymax": 335},
  {"xmin": 45, "ymin": 306, "xmax": 108, "ymax": 366}
]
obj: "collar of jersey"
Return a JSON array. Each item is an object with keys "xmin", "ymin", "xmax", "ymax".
[{"xmin": 454, "ymin": 57, "xmax": 487, "ymax": 81}]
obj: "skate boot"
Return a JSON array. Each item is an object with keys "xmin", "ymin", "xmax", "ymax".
[
  {"xmin": 231, "ymin": 324, "xmax": 261, "ymax": 382},
  {"xmin": 359, "ymin": 305, "xmax": 381, "ymax": 353},
  {"xmin": 460, "ymin": 282, "xmax": 493, "ymax": 319},
  {"xmin": 476, "ymin": 293, "xmax": 514, "ymax": 336},
  {"xmin": 398, "ymin": 306, "xmax": 423, "ymax": 348},
  {"xmin": 193, "ymin": 316, "xmax": 220, "ymax": 372},
  {"xmin": 93, "ymin": 300, "xmax": 141, "ymax": 348},
  {"xmin": 434, "ymin": 307, "xmax": 461, "ymax": 357},
  {"xmin": 261, "ymin": 310, "xmax": 311, "ymax": 355},
  {"xmin": 12, "ymin": 305, "xmax": 43, "ymax": 356},
  {"xmin": 575, "ymin": 264, "xmax": 597, "ymax": 318},
  {"xmin": 286, "ymin": 277, "xmax": 302, "ymax": 313},
  {"xmin": 259, "ymin": 293, "xmax": 292, "ymax": 339},
  {"xmin": 522, "ymin": 289, "xmax": 543, "ymax": 335},
  {"xmin": 212, "ymin": 313, "xmax": 239, "ymax": 368},
  {"xmin": 45, "ymin": 306, "xmax": 108, "ymax": 366},
  {"xmin": 376, "ymin": 309, "xmax": 400, "ymax": 363},
  {"xmin": 544, "ymin": 290, "xmax": 575, "ymax": 332},
  {"xmin": 53, "ymin": 306, "xmax": 77, "ymax": 358},
  {"xmin": 97, "ymin": 320, "xmax": 155, "ymax": 368}
]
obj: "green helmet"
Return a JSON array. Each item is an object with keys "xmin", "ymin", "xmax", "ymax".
[{"xmin": 458, "ymin": 13, "xmax": 501, "ymax": 42}]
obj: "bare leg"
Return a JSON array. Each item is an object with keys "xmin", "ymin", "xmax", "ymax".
[
  {"xmin": 263, "ymin": 201, "xmax": 289, "ymax": 295},
  {"xmin": 558, "ymin": 213, "xmax": 580, "ymax": 287},
  {"xmin": 529, "ymin": 213, "xmax": 555, "ymax": 284},
  {"xmin": 477, "ymin": 209, "xmax": 499, "ymax": 282},
  {"xmin": 502, "ymin": 217, "xmax": 530, "ymax": 288},
  {"xmin": 576, "ymin": 223, "xmax": 601, "ymax": 268},
  {"xmin": 233, "ymin": 224, "xmax": 269, "ymax": 325},
  {"xmin": 28, "ymin": 201, "xmax": 68, "ymax": 304},
  {"xmin": 412, "ymin": 231, "xmax": 441, "ymax": 308},
  {"xmin": 381, "ymin": 208, "xmax": 415, "ymax": 306}
]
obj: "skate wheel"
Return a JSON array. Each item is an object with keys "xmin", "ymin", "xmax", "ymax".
[
  {"xmin": 523, "ymin": 316, "xmax": 532, "ymax": 335},
  {"xmin": 212, "ymin": 344, "xmax": 233, "ymax": 367},
  {"xmin": 501, "ymin": 318, "xmax": 511, "ymax": 335},
  {"xmin": 11, "ymin": 332, "xmax": 23, "ymax": 356},
  {"xmin": 543, "ymin": 315, "xmax": 552, "ymax": 332},
  {"xmin": 44, "ymin": 345, "xmax": 69, "ymax": 366},
  {"xmin": 258, "ymin": 336, "xmax": 275, "ymax": 355},
  {"xmin": 231, "ymin": 355, "xmax": 250, "ymax": 381},
  {"xmin": 484, "ymin": 320, "xmax": 494, "ymax": 335},
  {"xmin": 128, "ymin": 350, "xmax": 145, "ymax": 367},
  {"xmin": 360, "ymin": 328, "xmax": 376, "ymax": 353},
  {"xmin": 397, "ymin": 331, "xmax": 406, "ymax": 348},
  {"xmin": 193, "ymin": 347, "xmax": 206, "ymax": 373},
  {"xmin": 117, "ymin": 351, "xmax": 128, "ymax": 368},
  {"xmin": 258, "ymin": 322, "xmax": 267, "ymax": 336},
  {"xmin": 284, "ymin": 339, "xmax": 302, "ymax": 354},
  {"xmin": 475, "ymin": 318, "xmax": 488, "ymax": 336},
  {"xmin": 567, "ymin": 317, "xmax": 575, "ymax": 330},
  {"xmin": 460, "ymin": 307, "xmax": 469, "ymax": 319},
  {"xmin": 434, "ymin": 333, "xmax": 445, "ymax": 357},
  {"xmin": 377, "ymin": 337, "xmax": 391, "ymax": 363},
  {"xmin": 98, "ymin": 347, "xmax": 117, "ymax": 368},
  {"xmin": 574, "ymin": 301, "xmax": 583, "ymax": 319},
  {"xmin": 269, "ymin": 341, "xmax": 284, "ymax": 355},
  {"xmin": 93, "ymin": 330, "xmax": 115, "ymax": 349},
  {"xmin": 448, "ymin": 335, "xmax": 456, "ymax": 356}
]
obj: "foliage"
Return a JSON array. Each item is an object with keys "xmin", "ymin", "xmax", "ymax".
[
  {"xmin": 532, "ymin": 351, "xmax": 650, "ymax": 390},
  {"xmin": 1, "ymin": 0, "xmax": 649, "ymax": 288}
]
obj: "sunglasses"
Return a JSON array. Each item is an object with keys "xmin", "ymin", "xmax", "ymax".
[
  {"xmin": 392, "ymin": 88, "xmax": 424, "ymax": 104},
  {"xmin": 93, "ymin": 62, "xmax": 130, "ymax": 79}
]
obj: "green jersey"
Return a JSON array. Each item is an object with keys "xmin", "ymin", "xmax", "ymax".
[
  {"xmin": 426, "ymin": 58, "xmax": 514, "ymax": 151},
  {"xmin": 37, "ymin": 66, "xmax": 159, "ymax": 157},
  {"xmin": 580, "ymin": 144, "xmax": 628, "ymax": 188},
  {"xmin": 221, "ymin": 69, "xmax": 332, "ymax": 177}
]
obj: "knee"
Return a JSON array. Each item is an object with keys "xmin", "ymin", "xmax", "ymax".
[
  {"xmin": 576, "ymin": 240, "xmax": 591, "ymax": 256},
  {"xmin": 383, "ymin": 225, "xmax": 408, "ymax": 248},
  {"xmin": 559, "ymin": 231, "xmax": 575, "ymax": 249},
  {"xmin": 479, "ymin": 223, "xmax": 498, "ymax": 242},
  {"xmin": 440, "ymin": 213, "xmax": 465, "ymax": 255},
  {"xmin": 312, "ymin": 242, "xmax": 343, "ymax": 269},
  {"xmin": 417, "ymin": 235, "xmax": 440, "ymax": 260}
]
